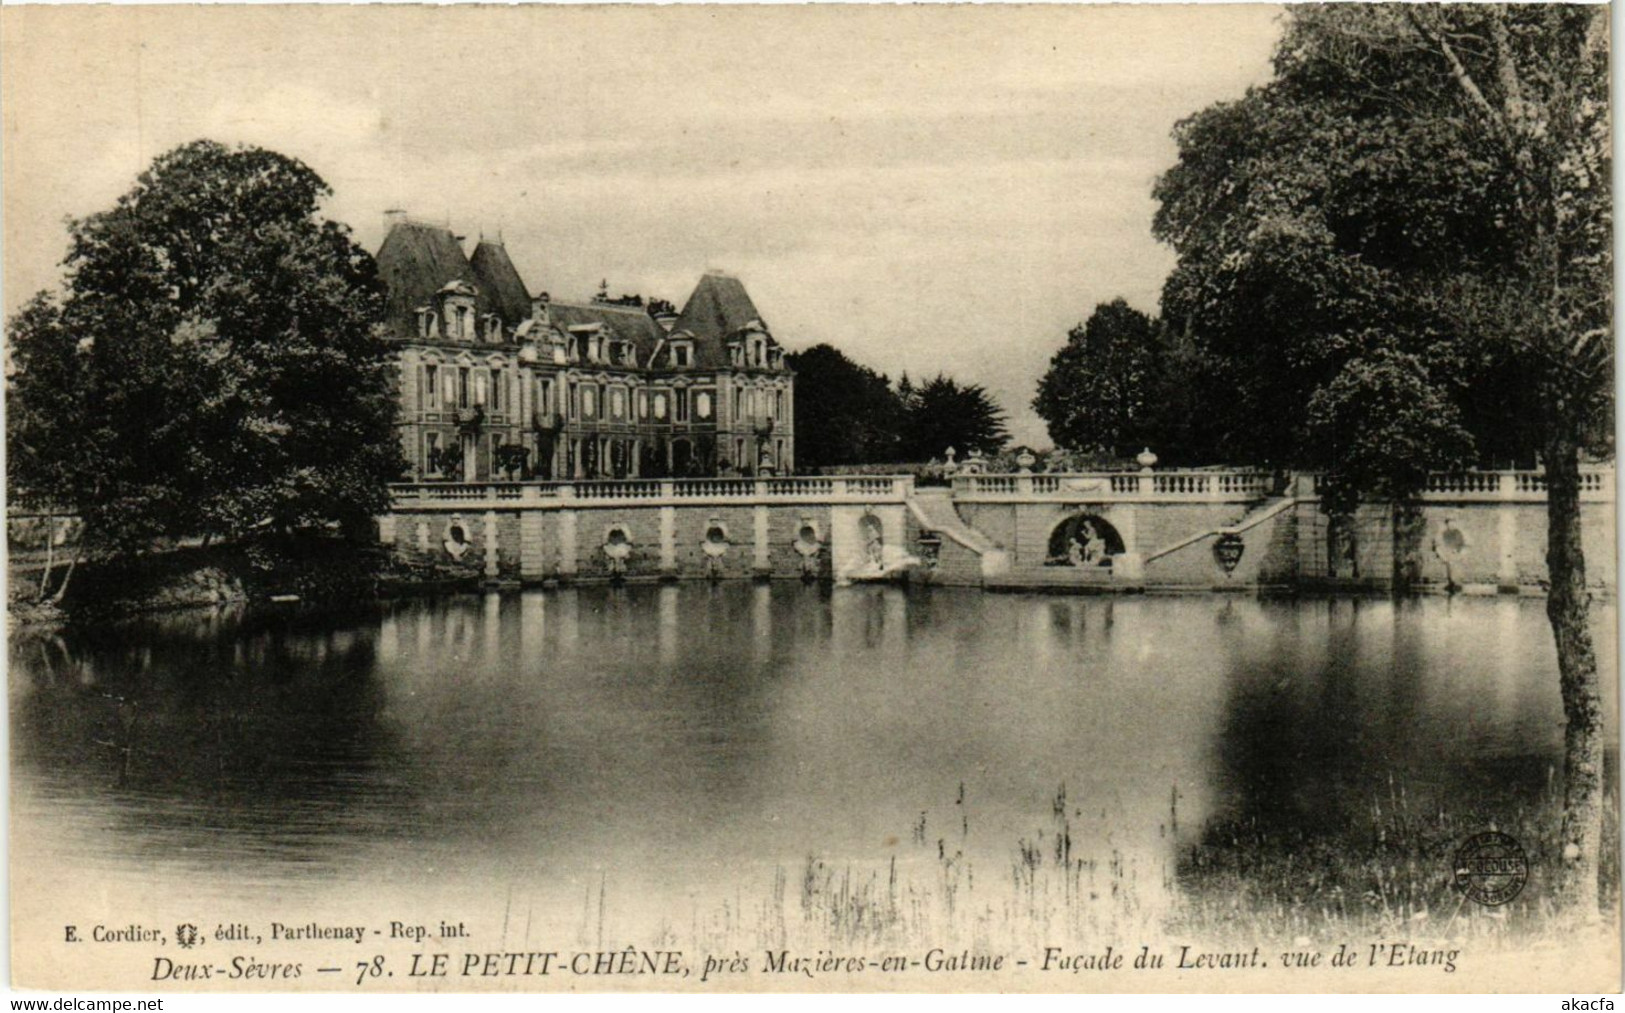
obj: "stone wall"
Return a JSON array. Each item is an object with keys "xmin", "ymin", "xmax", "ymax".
[
  {"xmin": 386, "ymin": 502, "xmax": 861, "ymax": 583},
  {"xmin": 382, "ymin": 474, "xmax": 1615, "ymax": 594}
]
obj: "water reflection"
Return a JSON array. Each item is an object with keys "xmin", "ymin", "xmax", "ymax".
[{"xmin": 9, "ymin": 588, "xmax": 1615, "ymax": 923}]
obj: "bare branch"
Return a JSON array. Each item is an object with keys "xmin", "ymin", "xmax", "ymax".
[{"xmin": 1404, "ymin": 7, "xmax": 1508, "ymax": 142}]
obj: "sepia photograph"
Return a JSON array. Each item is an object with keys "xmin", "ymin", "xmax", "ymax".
[{"xmin": 2, "ymin": 2, "xmax": 1618, "ymax": 996}]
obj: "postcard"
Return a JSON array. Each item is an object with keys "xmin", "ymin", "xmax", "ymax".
[{"xmin": 4, "ymin": 2, "xmax": 1617, "ymax": 995}]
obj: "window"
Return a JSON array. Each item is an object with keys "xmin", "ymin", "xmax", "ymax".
[
  {"xmin": 610, "ymin": 388, "xmax": 626, "ymax": 420},
  {"xmin": 653, "ymin": 392, "xmax": 668, "ymax": 420},
  {"xmin": 582, "ymin": 385, "xmax": 597, "ymax": 419},
  {"xmin": 442, "ymin": 368, "xmax": 457, "ymax": 407},
  {"xmin": 424, "ymin": 432, "xmax": 442, "ymax": 475},
  {"xmin": 538, "ymin": 378, "xmax": 553, "ymax": 415},
  {"xmin": 673, "ymin": 343, "xmax": 691, "ymax": 368},
  {"xmin": 473, "ymin": 371, "xmax": 490, "ymax": 407},
  {"xmin": 491, "ymin": 370, "xmax": 505, "ymax": 412},
  {"xmin": 675, "ymin": 389, "xmax": 690, "ymax": 423},
  {"xmin": 733, "ymin": 388, "xmax": 744, "ymax": 420},
  {"xmin": 569, "ymin": 382, "xmax": 580, "ymax": 420},
  {"xmin": 422, "ymin": 364, "xmax": 439, "ymax": 409},
  {"xmin": 776, "ymin": 390, "xmax": 785, "ymax": 418},
  {"xmin": 458, "ymin": 367, "xmax": 472, "ymax": 408},
  {"xmin": 637, "ymin": 390, "xmax": 648, "ymax": 420},
  {"xmin": 696, "ymin": 391, "xmax": 712, "ymax": 420}
]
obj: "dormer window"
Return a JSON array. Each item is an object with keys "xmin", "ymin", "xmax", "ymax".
[
  {"xmin": 672, "ymin": 342, "xmax": 692, "ymax": 368},
  {"xmin": 435, "ymin": 281, "xmax": 479, "ymax": 341},
  {"xmin": 417, "ymin": 309, "xmax": 438, "ymax": 339},
  {"xmin": 485, "ymin": 315, "xmax": 504, "ymax": 343}
]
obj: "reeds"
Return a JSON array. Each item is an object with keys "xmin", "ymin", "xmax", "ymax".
[{"xmin": 607, "ymin": 778, "xmax": 1617, "ymax": 954}]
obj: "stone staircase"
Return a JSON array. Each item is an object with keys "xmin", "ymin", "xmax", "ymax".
[
  {"xmin": 906, "ymin": 487, "xmax": 1009, "ymax": 580},
  {"xmin": 907, "ymin": 487, "xmax": 1000, "ymax": 554}
]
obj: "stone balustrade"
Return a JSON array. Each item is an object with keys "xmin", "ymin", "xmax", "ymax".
[
  {"xmin": 390, "ymin": 475, "xmax": 916, "ymax": 509},
  {"xmin": 953, "ymin": 468, "xmax": 1613, "ymax": 504},
  {"xmin": 952, "ymin": 470, "xmax": 1271, "ymax": 502},
  {"xmin": 396, "ymin": 468, "xmax": 1613, "ymax": 511},
  {"xmin": 1309, "ymin": 468, "xmax": 1614, "ymax": 503}
]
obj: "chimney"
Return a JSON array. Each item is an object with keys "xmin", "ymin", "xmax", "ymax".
[{"xmin": 384, "ymin": 208, "xmax": 408, "ymax": 230}]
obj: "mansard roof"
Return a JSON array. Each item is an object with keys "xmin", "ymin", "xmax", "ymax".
[
  {"xmin": 672, "ymin": 271, "xmax": 766, "ymax": 340},
  {"xmin": 667, "ymin": 271, "xmax": 775, "ymax": 368},
  {"xmin": 547, "ymin": 300, "xmax": 666, "ymax": 362},
  {"xmin": 469, "ymin": 239, "xmax": 533, "ymax": 328},
  {"xmin": 376, "ymin": 220, "xmax": 486, "ymax": 339},
  {"xmin": 375, "ymin": 223, "xmax": 784, "ymax": 370}
]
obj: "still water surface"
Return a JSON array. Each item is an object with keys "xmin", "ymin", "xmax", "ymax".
[{"xmin": 10, "ymin": 585, "xmax": 1614, "ymax": 935}]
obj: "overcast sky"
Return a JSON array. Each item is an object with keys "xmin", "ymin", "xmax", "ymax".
[{"xmin": 3, "ymin": 5, "xmax": 1283, "ymax": 446}]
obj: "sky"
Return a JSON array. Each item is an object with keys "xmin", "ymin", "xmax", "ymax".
[{"xmin": 2, "ymin": 4, "xmax": 1284, "ymax": 447}]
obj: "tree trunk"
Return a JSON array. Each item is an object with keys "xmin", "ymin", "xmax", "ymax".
[
  {"xmin": 47, "ymin": 524, "xmax": 86, "ymax": 606},
  {"xmin": 1544, "ymin": 428, "xmax": 1604, "ymax": 918},
  {"xmin": 38, "ymin": 509, "xmax": 55, "ymax": 600}
]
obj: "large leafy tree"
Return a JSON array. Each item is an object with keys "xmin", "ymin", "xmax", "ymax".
[
  {"xmin": 1033, "ymin": 298, "xmax": 1159, "ymax": 457},
  {"xmin": 785, "ymin": 344, "xmax": 905, "ymax": 468},
  {"xmin": 7, "ymin": 140, "xmax": 402, "ymax": 588},
  {"xmin": 1154, "ymin": 6, "xmax": 1611, "ymax": 912}
]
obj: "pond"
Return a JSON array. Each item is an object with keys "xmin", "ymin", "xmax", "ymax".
[{"xmin": 10, "ymin": 585, "xmax": 1616, "ymax": 958}]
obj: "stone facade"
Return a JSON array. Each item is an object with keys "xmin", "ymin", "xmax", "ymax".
[{"xmin": 377, "ymin": 216, "xmax": 795, "ymax": 483}]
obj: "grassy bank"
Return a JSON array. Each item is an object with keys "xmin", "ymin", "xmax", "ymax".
[{"xmin": 664, "ymin": 783, "xmax": 1619, "ymax": 955}]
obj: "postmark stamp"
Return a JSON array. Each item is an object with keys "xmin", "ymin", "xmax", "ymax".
[{"xmin": 1453, "ymin": 831, "xmax": 1530, "ymax": 906}]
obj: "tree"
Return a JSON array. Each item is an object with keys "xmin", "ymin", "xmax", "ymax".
[
  {"xmin": 1154, "ymin": 7, "xmax": 1611, "ymax": 912},
  {"xmin": 6, "ymin": 140, "xmax": 403, "ymax": 588},
  {"xmin": 786, "ymin": 344, "xmax": 905, "ymax": 468},
  {"xmin": 6, "ymin": 295, "xmax": 96, "ymax": 600},
  {"xmin": 902, "ymin": 374, "xmax": 1009, "ymax": 460},
  {"xmin": 1033, "ymin": 298, "xmax": 1159, "ymax": 456}
]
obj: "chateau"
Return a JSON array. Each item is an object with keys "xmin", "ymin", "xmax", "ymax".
[{"xmin": 377, "ymin": 215, "xmax": 795, "ymax": 482}]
